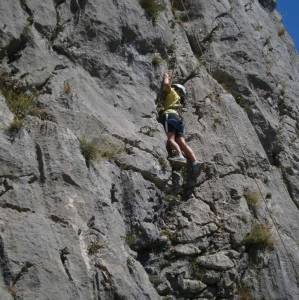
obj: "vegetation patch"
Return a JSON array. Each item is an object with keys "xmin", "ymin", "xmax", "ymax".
[
  {"xmin": 171, "ymin": 0, "xmax": 184, "ymax": 11},
  {"xmin": 87, "ymin": 240, "xmax": 105, "ymax": 255},
  {"xmin": 79, "ymin": 136, "xmax": 124, "ymax": 167},
  {"xmin": 7, "ymin": 118, "xmax": 23, "ymax": 134},
  {"xmin": 164, "ymin": 194, "xmax": 181, "ymax": 203},
  {"xmin": 148, "ymin": 274, "xmax": 162, "ymax": 286},
  {"xmin": 277, "ymin": 27, "xmax": 285, "ymax": 37},
  {"xmin": 243, "ymin": 224, "xmax": 273, "ymax": 250},
  {"xmin": 158, "ymin": 157, "xmax": 169, "ymax": 172},
  {"xmin": 0, "ymin": 71, "xmax": 44, "ymax": 133},
  {"xmin": 174, "ymin": 12, "xmax": 188, "ymax": 24},
  {"xmin": 160, "ymin": 229, "xmax": 175, "ymax": 242},
  {"xmin": 238, "ymin": 285, "xmax": 252, "ymax": 300},
  {"xmin": 1, "ymin": 87, "xmax": 35, "ymax": 119},
  {"xmin": 152, "ymin": 54, "xmax": 163, "ymax": 67},
  {"xmin": 212, "ymin": 115, "xmax": 222, "ymax": 129},
  {"xmin": 244, "ymin": 191, "xmax": 260, "ymax": 209},
  {"xmin": 79, "ymin": 138, "xmax": 99, "ymax": 166},
  {"xmin": 29, "ymin": 107, "xmax": 51, "ymax": 121},
  {"xmin": 125, "ymin": 233, "xmax": 137, "ymax": 248},
  {"xmin": 139, "ymin": 0, "xmax": 165, "ymax": 23},
  {"xmin": 98, "ymin": 139, "xmax": 125, "ymax": 160},
  {"xmin": 63, "ymin": 81, "xmax": 72, "ymax": 95}
]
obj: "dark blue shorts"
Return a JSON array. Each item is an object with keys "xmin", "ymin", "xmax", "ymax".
[{"xmin": 161, "ymin": 113, "xmax": 185, "ymax": 137}]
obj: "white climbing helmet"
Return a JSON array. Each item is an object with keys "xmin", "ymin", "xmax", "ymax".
[{"xmin": 172, "ymin": 84, "xmax": 187, "ymax": 97}]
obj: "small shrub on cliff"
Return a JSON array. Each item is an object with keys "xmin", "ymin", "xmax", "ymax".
[
  {"xmin": 238, "ymin": 285, "xmax": 252, "ymax": 300},
  {"xmin": 29, "ymin": 107, "xmax": 51, "ymax": 121},
  {"xmin": 1, "ymin": 87, "xmax": 35, "ymax": 119},
  {"xmin": 244, "ymin": 224, "xmax": 273, "ymax": 250},
  {"xmin": 158, "ymin": 157, "xmax": 168, "ymax": 171},
  {"xmin": 212, "ymin": 115, "xmax": 222, "ymax": 129},
  {"xmin": 63, "ymin": 81, "xmax": 72, "ymax": 95},
  {"xmin": 277, "ymin": 27, "xmax": 285, "ymax": 37},
  {"xmin": 0, "ymin": 71, "xmax": 40, "ymax": 127},
  {"xmin": 7, "ymin": 118, "xmax": 23, "ymax": 134},
  {"xmin": 244, "ymin": 191, "xmax": 260, "ymax": 210},
  {"xmin": 160, "ymin": 229, "xmax": 175, "ymax": 242},
  {"xmin": 171, "ymin": 0, "xmax": 184, "ymax": 11},
  {"xmin": 148, "ymin": 274, "xmax": 162, "ymax": 286},
  {"xmin": 152, "ymin": 54, "xmax": 163, "ymax": 67},
  {"xmin": 98, "ymin": 141, "xmax": 125, "ymax": 160},
  {"xmin": 139, "ymin": 0, "xmax": 165, "ymax": 23},
  {"xmin": 80, "ymin": 136, "xmax": 125, "ymax": 167},
  {"xmin": 79, "ymin": 138, "xmax": 98, "ymax": 166},
  {"xmin": 125, "ymin": 233, "xmax": 137, "ymax": 248},
  {"xmin": 87, "ymin": 240, "xmax": 105, "ymax": 255}
]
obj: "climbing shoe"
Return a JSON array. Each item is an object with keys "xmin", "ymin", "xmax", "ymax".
[
  {"xmin": 168, "ymin": 155, "xmax": 187, "ymax": 165},
  {"xmin": 191, "ymin": 161, "xmax": 202, "ymax": 175}
]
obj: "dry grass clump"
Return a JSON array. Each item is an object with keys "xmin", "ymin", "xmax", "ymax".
[
  {"xmin": 125, "ymin": 233, "xmax": 137, "ymax": 248},
  {"xmin": 238, "ymin": 285, "xmax": 252, "ymax": 300},
  {"xmin": 98, "ymin": 140, "xmax": 125, "ymax": 160},
  {"xmin": 139, "ymin": 0, "xmax": 165, "ymax": 23},
  {"xmin": 87, "ymin": 240, "xmax": 105, "ymax": 255},
  {"xmin": 152, "ymin": 54, "xmax": 163, "ymax": 66},
  {"xmin": 277, "ymin": 27, "xmax": 285, "ymax": 37},
  {"xmin": 79, "ymin": 138, "xmax": 98, "ymax": 166},
  {"xmin": 1, "ymin": 87, "xmax": 35, "ymax": 119},
  {"xmin": 164, "ymin": 194, "xmax": 181, "ymax": 203},
  {"xmin": 244, "ymin": 191, "xmax": 260, "ymax": 209},
  {"xmin": 0, "ymin": 71, "xmax": 42, "ymax": 133},
  {"xmin": 244, "ymin": 224, "xmax": 273, "ymax": 250},
  {"xmin": 29, "ymin": 107, "xmax": 50, "ymax": 121},
  {"xmin": 7, "ymin": 118, "xmax": 23, "ymax": 134},
  {"xmin": 63, "ymin": 81, "xmax": 72, "ymax": 94},
  {"xmin": 158, "ymin": 157, "xmax": 168, "ymax": 171},
  {"xmin": 79, "ymin": 136, "xmax": 125, "ymax": 167}
]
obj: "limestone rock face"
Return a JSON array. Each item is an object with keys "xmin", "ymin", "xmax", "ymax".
[{"xmin": 0, "ymin": 0, "xmax": 298, "ymax": 299}]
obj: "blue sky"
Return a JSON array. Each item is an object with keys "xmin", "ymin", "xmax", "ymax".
[{"xmin": 277, "ymin": 1, "xmax": 299, "ymax": 51}]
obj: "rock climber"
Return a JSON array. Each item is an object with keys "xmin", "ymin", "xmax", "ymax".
[{"xmin": 158, "ymin": 72, "xmax": 201, "ymax": 173}]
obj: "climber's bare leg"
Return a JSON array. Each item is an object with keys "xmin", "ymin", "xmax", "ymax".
[{"xmin": 176, "ymin": 137, "xmax": 197, "ymax": 162}]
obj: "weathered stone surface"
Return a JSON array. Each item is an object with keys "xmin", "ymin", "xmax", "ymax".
[
  {"xmin": 196, "ymin": 252, "xmax": 235, "ymax": 271},
  {"xmin": 178, "ymin": 275, "xmax": 207, "ymax": 295},
  {"xmin": 172, "ymin": 244, "xmax": 201, "ymax": 257},
  {"xmin": 0, "ymin": 95, "xmax": 13, "ymax": 127},
  {"xmin": 0, "ymin": 0, "xmax": 298, "ymax": 299}
]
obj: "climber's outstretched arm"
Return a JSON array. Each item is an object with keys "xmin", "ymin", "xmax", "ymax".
[{"xmin": 163, "ymin": 72, "xmax": 171, "ymax": 93}]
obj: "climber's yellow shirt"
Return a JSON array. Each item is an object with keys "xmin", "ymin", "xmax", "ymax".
[{"xmin": 163, "ymin": 88, "xmax": 181, "ymax": 115}]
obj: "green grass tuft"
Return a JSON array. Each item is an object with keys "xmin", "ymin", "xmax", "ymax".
[
  {"xmin": 164, "ymin": 194, "xmax": 181, "ymax": 203},
  {"xmin": 158, "ymin": 157, "xmax": 168, "ymax": 171},
  {"xmin": 238, "ymin": 285, "xmax": 252, "ymax": 300},
  {"xmin": 244, "ymin": 224, "xmax": 273, "ymax": 250},
  {"xmin": 29, "ymin": 107, "xmax": 50, "ymax": 121},
  {"xmin": 87, "ymin": 240, "xmax": 105, "ymax": 255},
  {"xmin": 79, "ymin": 136, "xmax": 125, "ymax": 167},
  {"xmin": 148, "ymin": 274, "xmax": 162, "ymax": 286},
  {"xmin": 125, "ymin": 233, "xmax": 137, "ymax": 248},
  {"xmin": 152, "ymin": 54, "xmax": 163, "ymax": 66},
  {"xmin": 139, "ymin": 0, "xmax": 165, "ymax": 23},
  {"xmin": 278, "ymin": 27, "xmax": 285, "ymax": 37},
  {"xmin": 244, "ymin": 191, "xmax": 260, "ymax": 209},
  {"xmin": 1, "ymin": 87, "xmax": 35, "ymax": 119},
  {"xmin": 63, "ymin": 81, "xmax": 72, "ymax": 95},
  {"xmin": 79, "ymin": 138, "xmax": 98, "ymax": 166},
  {"xmin": 7, "ymin": 118, "xmax": 23, "ymax": 133}
]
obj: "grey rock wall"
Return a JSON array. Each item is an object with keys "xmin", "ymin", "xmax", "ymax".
[{"xmin": 0, "ymin": 0, "xmax": 298, "ymax": 299}]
